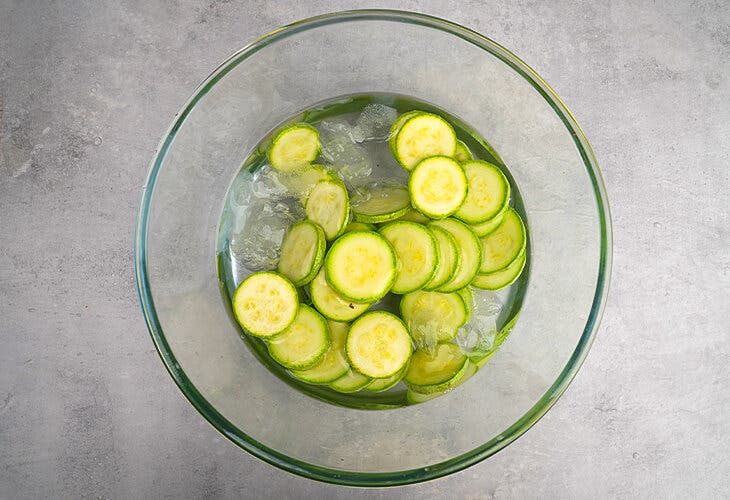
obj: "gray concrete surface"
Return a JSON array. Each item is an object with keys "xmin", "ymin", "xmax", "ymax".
[{"xmin": 1, "ymin": 0, "xmax": 728, "ymax": 498}]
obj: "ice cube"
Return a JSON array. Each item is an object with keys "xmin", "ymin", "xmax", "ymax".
[
  {"xmin": 251, "ymin": 165, "xmax": 290, "ymax": 199},
  {"xmin": 456, "ymin": 289, "xmax": 502, "ymax": 356},
  {"xmin": 351, "ymin": 104, "xmax": 399, "ymax": 143},
  {"xmin": 408, "ymin": 319, "xmax": 441, "ymax": 356},
  {"xmin": 473, "ymin": 289, "xmax": 503, "ymax": 317},
  {"xmin": 318, "ymin": 120, "xmax": 373, "ymax": 187},
  {"xmin": 228, "ymin": 170, "xmax": 255, "ymax": 209},
  {"xmin": 226, "ymin": 170, "xmax": 255, "ymax": 233},
  {"xmin": 455, "ymin": 321, "xmax": 498, "ymax": 355},
  {"xmin": 455, "ymin": 327, "xmax": 476, "ymax": 352},
  {"xmin": 229, "ymin": 197, "xmax": 304, "ymax": 272},
  {"xmin": 277, "ymin": 165, "xmax": 332, "ymax": 202}
]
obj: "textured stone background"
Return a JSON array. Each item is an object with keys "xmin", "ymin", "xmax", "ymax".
[{"xmin": 1, "ymin": 1, "xmax": 728, "ymax": 498}]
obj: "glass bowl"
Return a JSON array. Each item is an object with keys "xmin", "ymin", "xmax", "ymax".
[{"xmin": 135, "ymin": 10, "xmax": 612, "ymax": 486}]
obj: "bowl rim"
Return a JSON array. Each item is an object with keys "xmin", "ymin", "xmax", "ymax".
[{"xmin": 134, "ymin": 9, "xmax": 613, "ymax": 487}]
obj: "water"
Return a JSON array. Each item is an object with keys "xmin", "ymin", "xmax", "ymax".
[{"xmin": 217, "ymin": 93, "xmax": 530, "ymax": 409}]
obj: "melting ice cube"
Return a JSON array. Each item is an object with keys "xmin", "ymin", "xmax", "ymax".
[
  {"xmin": 228, "ymin": 170, "xmax": 255, "ymax": 209},
  {"xmin": 456, "ymin": 289, "xmax": 503, "ymax": 357},
  {"xmin": 351, "ymin": 104, "xmax": 399, "ymax": 143},
  {"xmin": 409, "ymin": 319, "xmax": 442, "ymax": 356},
  {"xmin": 229, "ymin": 197, "xmax": 303, "ymax": 272},
  {"xmin": 318, "ymin": 120, "xmax": 373, "ymax": 187},
  {"xmin": 250, "ymin": 165, "xmax": 290, "ymax": 199}
]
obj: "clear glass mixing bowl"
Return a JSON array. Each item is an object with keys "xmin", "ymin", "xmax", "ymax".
[{"xmin": 135, "ymin": 10, "xmax": 612, "ymax": 486}]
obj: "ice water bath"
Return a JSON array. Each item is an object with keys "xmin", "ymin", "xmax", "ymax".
[{"xmin": 217, "ymin": 93, "xmax": 530, "ymax": 409}]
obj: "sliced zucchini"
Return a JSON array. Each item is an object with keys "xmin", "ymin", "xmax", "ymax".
[
  {"xmin": 232, "ymin": 272, "xmax": 299, "ymax": 338},
  {"xmin": 277, "ymin": 221, "xmax": 326, "ymax": 286},
  {"xmin": 309, "ymin": 268, "xmax": 371, "ymax": 322},
  {"xmin": 480, "ymin": 208, "xmax": 526, "ymax": 273},
  {"xmin": 388, "ymin": 110, "xmax": 423, "ymax": 153},
  {"xmin": 324, "ymin": 231, "xmax": 396, "ymax": 302},
  {"xmin": 268, "ymin": 123, "xmax": 321, "ymax": 172},
  {"xmin": 409, "ymin": 156, "xmax": 467, "ymax": 219},
  {"xmin": 457, "ymin": 287, "xmax": 474, "ymax": 316},
  {"xmin": 364, "ymin": 366, "xmax": 406, "ymax": 392},
  {"xmin": 346, "ymin": 311, "xmax": 412, "ymax": 378},
  {"xmin": 453, "ymin": 140, "xmax": 473, "ymax": 163},
  {"xmin": 351, "ymin": 186, "xmax": 411, "ymax": 224},
  {"xmin": 408, "ymin": 367, "xmax": 470, "ymax": 395},
  {"xmin": 393, "ymin": 112, "xmax": 457, "ymax": 170},
  {"xmin": 378, "ymin": 221, "xmax": 438, "ymax": 294},
  {"xmin": 396, "ymin": 209, "xmax": 430, "ymax": 224},
  {"xmin": 400, "ymin": 290, "xmax": 468, "ymax": 344},
  {"xmin": 329, "ymin": 368, "xmax": 372, "ymax": 393},
  {"xmin": 343, "ymin": 221, "xmax": 375, "ymax": 233},
  {"xmin": 470, "ymin": 210, "xmax": 506, "ymax": 237},
  {"xmin": 291, "ymin": 320, "xmax": 349, "ymax": 384},
  {"xmin": 406, "ymin": 360, "xmax": 478, "ymax": 403},
  {"xmin": 305, "ymin": 180, "xmax": 350, "ymax": 240},
  {"xmin": 428, "ymin": 218, "xmax": 482, "ymax": 292},
  {"xmin": 267, "ymin": 305, "xmax": 329, "ymax": 370},
  {"xmin": 423, "ymin": 226, "xmax": 459, "ymax": 290},
  {"xmin": 455, "ymin": 160, "xmax": 510, "ymax": 224},
  {"xmin": 404, "ymin": 343, "xmax": 468, "ymax": 393},
  {"xmin": 472, "ymin": 250, "xmax": 527, "ymax": 290}
]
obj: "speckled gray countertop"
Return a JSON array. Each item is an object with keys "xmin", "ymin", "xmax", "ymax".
[{"xmin": 1, "ymin": 1, "xmax": 728, "ymax": 498}]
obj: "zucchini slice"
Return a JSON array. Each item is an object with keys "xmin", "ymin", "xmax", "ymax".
[
  {"xmin": 324, "ymin": 231, "xmax": 396, "ymax": 302},
  {"xmin": 268, "ymin": 123, "xmax": 320, "ymax": 172},
  {"xmin": 470, "ymin": 210, "xmax": 506, "ymax": 237},
  {"xmin": 456, "ymin": 286, "xmax": 474, "ymax": 316},
  {"xmin": 291, "ymin": 320, "xmax": 350, "ymax": 384},
  {"xmin": 277, "ymin": 221, "xmax": 326, "ymax": 286},
  {"xmin": 453, "ymin": 140, "xmax": 473, "ymax": 163},
  {"xmin": 343, "ymin": 221, "xmax": 376, "ymax": 233},
  {"xmin": 232, "ymin": 272, "xmax": 299, "ymax": 338},
  {"xmin": 428, "ymin": 218, "xmax": 482, "ymax": 292},
  {"xmin": 351, "ymin": 185, "xmax": 411, "ymax": 224},
  {"xmin": 346, "ymin": 311, "xmax": 412, "ymax": 378},
  {"xmin": 310, "ymin": 268, "xmax": 371, "ymax": 322},
  {"xmin": 409, "ymin": 156, "xmax": 467, "ymax": 219},
  {"xmin": 479, "ymin": 208, "xmax": 526, "ymax": 273},
  {"xmin": 388, "ymin": 110, "xmax": 423, "ymax": 153},
  {"xmin": 423, "ymin": 225, "xmax": 459, "ymax": 290},
  {"xmin": 379, "ymin": 221, "xmax": 439, "ymax": 294},
  {"xmin": 406, "ymin": 359, "xmax": 478, "ymax": 403},
  {"xmin": 305, "ymin": 179, "xmax": 350, "ymax": 240},
  {"xmin": 267, "ymin": 304, "xmax": 329, "ymax": 370},
  {"xmin": 472, "ymin": 250, "xmax": 527, "ymax": 290},
  {"xmin": 393, "ymin": 112, "xmax": 457, "ymax": 170},
  {"xmin": 454, "ymin": 160, "xmax": 510, "ymax": 224},
  {"xmin": 364, "ymin": 366, "xmax": 407, "ymax": 392},
  {"xmin": 329, "ymin": 368, "xmax": 372, "ymax": 393},
  {"xmin": 404, "ymin": 343, "xmax": 468, "ymax": 393}
]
